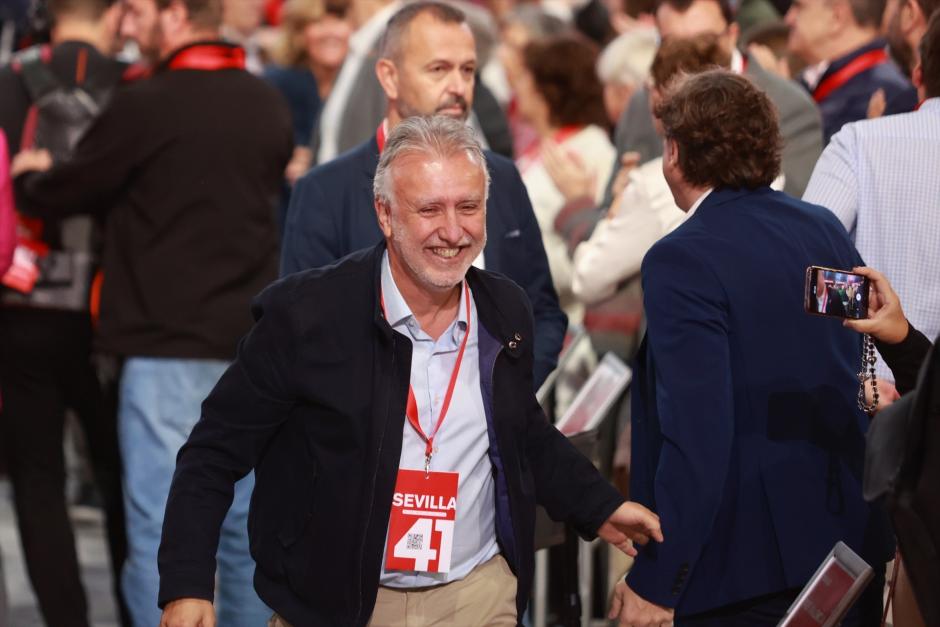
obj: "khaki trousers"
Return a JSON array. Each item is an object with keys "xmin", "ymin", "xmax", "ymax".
[{"xmin": 269, "ymin": 554, "xmax": 517, "ymax": 627}]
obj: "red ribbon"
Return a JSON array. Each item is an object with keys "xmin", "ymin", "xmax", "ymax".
[
  {"xmin": 376, "ymin": 120, "xmax": 388, "ymax": 153},
  {"xmin": 813, "ymin": 49, "xmax": 889, "ymax": 104}
]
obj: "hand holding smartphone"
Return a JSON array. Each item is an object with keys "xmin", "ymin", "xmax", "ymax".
[{"xmin": 804, "ymin": 266, "xmax": 870, "ymax": 320}]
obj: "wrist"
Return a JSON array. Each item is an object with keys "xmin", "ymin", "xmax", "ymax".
[{"xmin": 882, "ymin": 319, "xmax": 910, "ymax": 345}]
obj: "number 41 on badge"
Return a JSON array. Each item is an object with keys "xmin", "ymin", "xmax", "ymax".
[{"xmin": 385, "ymin": 470, "xmax": 458, "ymax": 573}]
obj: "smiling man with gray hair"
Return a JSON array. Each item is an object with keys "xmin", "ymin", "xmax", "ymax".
[{"xmin": 157, "ymin": 116, "xmax": 663, "ymax": 627}]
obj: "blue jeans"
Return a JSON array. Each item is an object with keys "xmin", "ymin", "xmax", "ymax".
[{"xmin": 118, "ymin": 357, "xmax": 270, "ymax": 627}]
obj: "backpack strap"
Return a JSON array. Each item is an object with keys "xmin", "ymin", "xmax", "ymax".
[{"xmin": 14, "ymin": 44, "xmax": 60, "ymax": 102}]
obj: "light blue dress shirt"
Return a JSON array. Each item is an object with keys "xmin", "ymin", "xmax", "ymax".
[
  {"xmin": 378, "ymin": 252, "xmax": 500, "ymax": 588},
  {"xmin": 804, "ymin": 98, "xmax": 940, "ymax": 380}
]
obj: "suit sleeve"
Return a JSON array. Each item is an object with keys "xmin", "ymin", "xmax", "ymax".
[
  {"xmin": 627, "ymin": 238, "xmax": 734, "ymax": 608},
  {"xmin": 511, "ymin": 282, "xmax": 624, "ymax": 537},
  {"xmin": 775, "ymin": 82, "xmax": 824, "ymax": 197},
  {"xmin": 157, "ymin": 280, "xmax": 298, "ymax": 606},
  {"xmin": 875, "ymin": 325, "xmax": 933, "ymax": 394},
  {"xmin": 802, "ymin": 126, "xmax": 859, "ymax": 236},
  {"xmin": 280, "ymin": 170, "xmax": 342, "ymax": 276},
  {"xmin": 504, "ymin": 162, "xmax": 568, "ymax": 389}
]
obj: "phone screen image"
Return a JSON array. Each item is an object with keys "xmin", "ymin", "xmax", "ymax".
[{"xmin": 806, "ymin": 267, "xmax": 869, "ymax": 320}]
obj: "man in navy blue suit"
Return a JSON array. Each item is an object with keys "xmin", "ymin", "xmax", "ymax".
[
  {"xmin": 610, "ymin": 69, "xmax": 894, "ymax": 626},
  {"xmin": 280, "ymin": 1, "xmax": 566, "ymax": 387}
]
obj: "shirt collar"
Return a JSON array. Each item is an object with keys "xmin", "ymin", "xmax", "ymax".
[
  {"xmin": 801, "ymin": 60, "xmax": 831, "ymax": 90},
  {"xmin": 686, "ymin": 188, "xmax": 714, "ymax": 218},
  {"xmin": 919, "ymin": 98, "xmax": 940, "ymax": 113},
  {"xmin": 380, "ymin": 251, "xmax": 469, "ymax": 343},
  {"xmin": 731, "ymin": 48, "xmax": 745, "ymax": 74}
]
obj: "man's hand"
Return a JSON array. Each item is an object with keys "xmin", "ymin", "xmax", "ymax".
[
  {"xmin": 598, "ymin": 501, "xmax": 663, "ymax": 557},
  {"xmin": 11, "ymin": 148, "xmax": 52, "ymax": 177},
  {"xmin": 285, "ymin": 146, "xmax": 313, "ymax": 185},
  {"xmin": 843, "ymin": 266, "xmax": 909, "ymax": 344},
  {"xmin": 607, "ymin": 151, "xmax": 641, "ymax": 218},
  {"xmin": 609, "ymin": 579, "xmax": 675, "ymax": 627},
  {"xmin": 867, "ymin": 88, "xmax": 887, "ymax": 119},
  {"xmin": 863, "ymin": 378, "xmax": 901, "ymax": 414},
  {"xmin": 541, "ymin": 140, "xmax": 596, "ymax": 202},
  {"xmin": 160, "ymin": 599, "xmax": 215, "ymax": 627}
]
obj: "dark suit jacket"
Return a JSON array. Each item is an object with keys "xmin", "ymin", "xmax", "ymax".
[
  {"xmin": 629, "ymin": 188, "xmax": 894, "ymax": 615},
  {"xmin": 804, "ymin": 39, "xmax": 917, "ymax": 143},
  {"xmin": 157, "ymin": 243, "xmax": 623, "ymax": 625},
  {"xmin": 824, "ymin": 285, "xmax": 847, "ymax": 317},
  {"xmin": 611, "ymin": 56, "xmax": 823, "ymax": 199},
  {"xmin": 280, "ymin": 136, "xmax": 566, "ymax": 388}
]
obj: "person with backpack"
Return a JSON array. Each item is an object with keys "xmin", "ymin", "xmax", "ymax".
[
  {"xmin": 12, "ymin": 0, "xmax": 294, "ymax": 622},
  {"xmin": 0, "ymin": 1, "xmax": 130, "ymax": 625}
]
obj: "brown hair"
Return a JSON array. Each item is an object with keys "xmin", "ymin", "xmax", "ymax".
[
  {"xmin": 624, "ymin": 0, "xmax": 658, "ymax": 17},
  {"xmin": 650, "ymin": 32, "xmax": 731, "ymax": 88},
  {"xmin": 915, "ymin": 0, "xmax": 940, "ymax": 21},
  {"xmin": 378, "ymin": 1, "xmax": 467, "ymax": 61},
  {"xmin": 155, "ymin": 0, "xmax": 224, "ymax": 30},
  {"xmin": 655, "ymin": 69, "xmax": 781, "ymax": 188},
  {"xmin": 922, "ymin": 9, "xmax": 940, "ymax": 98},
  {"xmin": 845, "ymin": 0, "xmax": 886, "ymax": 27},
  {"xmin": 48, "ymin": 0, "xmax": 119, "ymax": 20},
  {"xmin": 274, "ymin": 0, "xmax": 348, "ymax": 67},
  {"xmin": 523, "ymin": 34, "xmax": 608, "ymax": 129},
  {"xmin": 654, "ymin": 0, "xmax": 734, "ymax": 26}
]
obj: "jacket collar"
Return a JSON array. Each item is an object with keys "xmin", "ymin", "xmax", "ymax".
[
  {"xmin": 688, "ymin": 186, "xmax": 775, "ymax": 219},
  {"xmin": 363, "ymin": 135, "xmax": 380, "ymax": 178},
  {"xmin": 156, "ymin": 40, "xmax": 244, "ymax": 73}
]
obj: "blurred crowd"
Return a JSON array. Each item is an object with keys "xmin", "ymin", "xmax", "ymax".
[{"xmin": 0, "ymin": 0, "xmax": 938, "ymax": 622}]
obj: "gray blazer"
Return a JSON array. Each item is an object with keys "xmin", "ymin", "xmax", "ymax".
[
  {"xmin": 609, "ymin": 57, "xmax": 823, "ymax": 199},
  {"xmin": 311, "ymin": 45, "xmax": 387, "ymax": 162}
]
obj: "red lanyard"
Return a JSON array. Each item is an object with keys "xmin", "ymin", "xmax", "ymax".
[
  {"xmin": 167, "ymin": 44, "xmax": 246, "ymax": 71},
  {"xmin": 381, "ymin": 281, "xmax": 472, "ymax": 473},
  {"xmin": 376, "ymin": 120, "xmax": 388, "ymax": 153},
  {"xmin": 813, "ymin": 49, "xmax": 888, "ymax": 103}
]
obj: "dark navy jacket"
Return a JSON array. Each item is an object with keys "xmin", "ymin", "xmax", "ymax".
[
  {"xmin": 804, "ymin": 39, "xmax": 917, "ymax": 143},
  {"xmin": 279, "ymin": 136, "xmax": 567, "ymax": 388},
  {"xmin": 158, "ymin": 243, "xmax": 622, "ymax": 625},
  {"xmin": 629, "ymin": 188, "xmax": 894, "ymax": 616}
]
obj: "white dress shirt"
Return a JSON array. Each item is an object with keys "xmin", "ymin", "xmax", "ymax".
[
  {"xmin": 804, "ymin": 98, "xmax": 940, "ymax": 380},
  {"xmin": 378, "ymin": 252, "xmax": 499, "ymax": 587}
]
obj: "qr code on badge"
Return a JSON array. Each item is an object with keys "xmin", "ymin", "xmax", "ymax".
[{"xmin": 407, "ymin": 533, "xmax": 424, "ymax": 550}]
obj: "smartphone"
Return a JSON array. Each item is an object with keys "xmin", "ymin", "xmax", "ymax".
[{"xmin": 805, "ymin": 266, "xmax": 869, "ymax": 320}]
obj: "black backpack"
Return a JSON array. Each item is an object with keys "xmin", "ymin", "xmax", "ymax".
[{"xmin": 1, "ymin": 44, "xmax": 119, "ymax": 311}]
